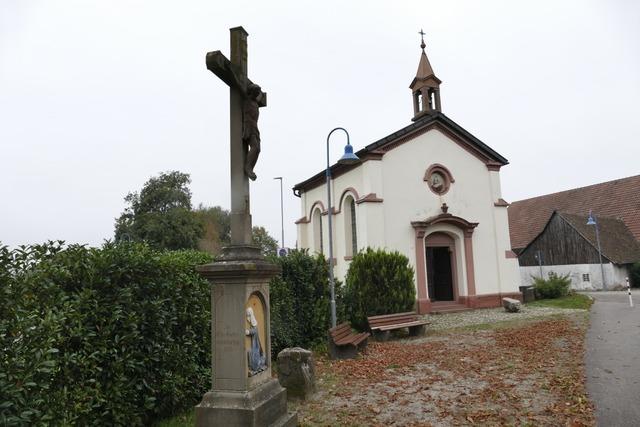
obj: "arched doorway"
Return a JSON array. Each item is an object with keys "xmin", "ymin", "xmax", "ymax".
[
  {"xmin": 425, "ymin": 232, "xmax": 457, "ymax": 302},
  {"xmin": 412, "ymin": 213, "xmax": 478, "ymax": 313}
]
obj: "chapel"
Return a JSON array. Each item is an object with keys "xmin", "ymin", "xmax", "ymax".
[{"xmin": 293, "ymin": 35, "xmax": 521, "ymax": 313}]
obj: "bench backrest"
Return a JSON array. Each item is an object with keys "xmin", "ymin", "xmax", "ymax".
[
  {"xmin": 329, "ymin": 323, "xmax": 353, "ymax": 341},
  {"xmin": 368, "ymin": 312, "xmax": 419, "ymax": 328}
]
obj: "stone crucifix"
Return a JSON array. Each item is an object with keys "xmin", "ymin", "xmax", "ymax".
[{"xmin": 206, "ymin": 26, "xmax": 266, "ymax": 247}]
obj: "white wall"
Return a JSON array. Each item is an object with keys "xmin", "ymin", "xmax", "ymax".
[
  {"xmin": 519, "ymin": 263, "xmax": 630, "ymax": 291},
  {"xmin": 380, "ymin": 128, "xmax": 519, "ymax": 295},
  {"xmin": 297, "ymin": 127, "xmax": 520, "ymax": 297}
]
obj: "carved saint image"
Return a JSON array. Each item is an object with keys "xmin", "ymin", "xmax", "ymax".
[
  {"xmin": 430, "ymin": 172, "xmax": 445, "ymax": 193},
  {"xmin": 243, "ymin": 83, "xmax": 264, "ymax": 181},
  {"xmin": 245, "ymin": 307, "xmax": 266, "ymax": 376}
]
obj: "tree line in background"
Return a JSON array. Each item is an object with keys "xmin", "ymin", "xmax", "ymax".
[{"xmin": 113, "ymin": 171, "xmax": 278, "ymax": 256}]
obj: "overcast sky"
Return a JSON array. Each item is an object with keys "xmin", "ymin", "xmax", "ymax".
[{"xmin": 2, "ymin": 0, "xmax": 639, "ymax": 248}]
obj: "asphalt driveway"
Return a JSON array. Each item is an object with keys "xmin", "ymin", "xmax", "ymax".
[{"xmin": 586, "ymin": 291, "xmax": 640, "ymax": 426}]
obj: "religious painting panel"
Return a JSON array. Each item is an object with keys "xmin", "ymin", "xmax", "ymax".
[{"xmin": 245, "ymin": 292, "xmax": 267, "ymax": 376}]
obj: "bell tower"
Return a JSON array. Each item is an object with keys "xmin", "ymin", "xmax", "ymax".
[{"xmin": 410, "ymin": 30, "xmax": 442, "ymax": 121}]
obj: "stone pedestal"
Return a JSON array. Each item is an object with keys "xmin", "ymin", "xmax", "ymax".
[
  {"xmin": 195, "ymin": 246, "xmax": 297, "ymax": 426},
  {"xmin": 276, "ymin": 347, "xmax": 316, "ymax": 400}
]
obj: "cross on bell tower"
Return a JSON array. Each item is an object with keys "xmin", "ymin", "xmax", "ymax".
[{"xmin": 410, "ymin": 29, "xmax": 442, "ymax": 121}]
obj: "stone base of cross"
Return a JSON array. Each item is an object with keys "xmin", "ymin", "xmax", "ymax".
[{"xmin": 194, "ymin": 27, "xmax": 297, "ymax": 427}]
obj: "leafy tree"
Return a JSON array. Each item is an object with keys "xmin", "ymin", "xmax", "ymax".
[
  {"xmin": 194, "ymin": 205, "xmax": 231, "ymax": 255},
  {"xmin": 252, "ymin": 226, "xmax": 279, "ymax": 257},
  {"xmin": 114, "ymin": 171, "xmax": 203, "ymax": 250},
  {"xmin": 195, "ymin": 205, "xmax": 278, "ymax": 257}
]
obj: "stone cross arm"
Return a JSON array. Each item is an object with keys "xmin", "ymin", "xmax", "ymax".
[{"xmin": 206, "ymin": 51, "xmax": 267, "ymax": 107}]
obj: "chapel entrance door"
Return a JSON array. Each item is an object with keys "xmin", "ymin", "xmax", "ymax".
[{"xmin": 426, "ymin": 246, "xmax": 455, "ymax": 302}]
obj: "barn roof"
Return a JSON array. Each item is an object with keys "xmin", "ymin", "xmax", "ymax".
[
  {"xmin": 508, "ymin": 175, "xmax": 640, "ymax": 251},
  {"xmin": 556, "ymin": 212, "xmax": 640, "ymax": 265}
]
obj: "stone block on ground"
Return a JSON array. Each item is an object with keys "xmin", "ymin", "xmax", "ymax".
[
  {"xmin": 277, "ymin": 347, "xmax": 316, "ymax": 400},
  {"xmin": 502, "ymin": 297, "xmax": 521, "ymax": 313}
]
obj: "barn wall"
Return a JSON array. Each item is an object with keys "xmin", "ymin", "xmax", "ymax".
[
  {"xmin": 519, "ymin": 263, "xmax": 629, "ymax": 290},
  {"xmin": 518, "ymin": 214, "xmax": 606, "ymax": 266}
]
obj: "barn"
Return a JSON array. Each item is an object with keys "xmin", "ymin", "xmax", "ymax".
[{"xmin": 508, "ymin": 175, "xmax": 640, "ymax": 290}]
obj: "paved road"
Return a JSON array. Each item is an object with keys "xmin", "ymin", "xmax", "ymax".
[{"xmin": 585, "ymin": 291, "xmax": 640, "ymax": 426}]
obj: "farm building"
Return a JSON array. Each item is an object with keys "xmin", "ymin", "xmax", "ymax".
[{"xmin": 508, "ymin": 175, "xmax": 640, "ymax": 289}]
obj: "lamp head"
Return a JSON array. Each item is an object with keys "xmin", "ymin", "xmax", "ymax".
[
  {"xmin": 586, "ymin": 213, "xmax": 597, "ymax": 226},
  {"xmin": 338, "ymin": 143, "xmax": 360, "ymax": 165}
]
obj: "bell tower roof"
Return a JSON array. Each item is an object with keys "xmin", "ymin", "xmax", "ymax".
[
  {"xmin": 415, "ymin": 50, "xmax": 435, "ymax": 80},
  {"xmin": 410, "ymin": 29, "xmax": 442, "ymax": 121}
]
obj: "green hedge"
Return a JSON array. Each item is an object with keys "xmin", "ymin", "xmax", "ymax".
[
  {"xmin": 533, "ymin": 271, "xmax": 571, "ymax": 299},
  {"xmin": 0, "ymin": 242, "xmax": 212, "ymax": 426},
  {"xmin": 344, "ymin": 248, "xmax": 416, "ymax": 331},
  {"xmin": 269, "ymin": 250, "xmax": 340, "ymax": 358}
]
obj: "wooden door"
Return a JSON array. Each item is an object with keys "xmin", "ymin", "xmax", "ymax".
[{"xmin": 426, "ymin": 246, "xmax": 454, "ymax": 301}]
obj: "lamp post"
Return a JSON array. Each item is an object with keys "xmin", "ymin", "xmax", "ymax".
[
  {"xmin": 273, "ymin": 177, "xmax": 285, "ymax": 250},
  {"xmin": 326, "ymin": 127, "xmax": 360, "ymax": 328},
  {"xmin": 587, "ymin": 210, "xmax": 606, "ymax": 290}
]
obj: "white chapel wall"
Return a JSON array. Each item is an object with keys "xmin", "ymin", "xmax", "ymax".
[
  {"xmin": 380, "ymin": 128, "xmax": 517, "ymax": 296},
  {"xmin": 296, "ymin": 127, "xmax": 521, "ymax": 298},
  {"xmin": 297, "ymin": 165, "xmax": 365, "ymax": 279}
]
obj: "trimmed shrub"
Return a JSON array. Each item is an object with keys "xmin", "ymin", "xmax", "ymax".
[
  {"xmin": 344, "ymin": 248, "xmax": 416, "ymax": 331},
  {"xmin": 0, "ymin": 241, "xmax": 211, "ymax": 426},
  {"xmin": 533, "ymin": 271, "xmax": 571, "ymax": 299},
  {"xmin": 269, "ymin": 250, "xmax": 339, "ymax": 358}
]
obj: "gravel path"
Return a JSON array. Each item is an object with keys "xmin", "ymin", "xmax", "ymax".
[{"xmin": 424, "ymin": 305, "xmax": 587, "ymax": 331}]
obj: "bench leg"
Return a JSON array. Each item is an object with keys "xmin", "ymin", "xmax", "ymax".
[
  {"xmin": 409, "ymin": 324, "xmax": 426, "ymax": 337},
  {"xmin": 373, "ymin": 330, "xmax": 391, "ymax": 342},
  {"xmin": 332, "ymin": 345, "xmax": 358, "ymax": 360},
  {"xmin": 358, "ymin": 337, "xmax": 369, "ymax": 353}
]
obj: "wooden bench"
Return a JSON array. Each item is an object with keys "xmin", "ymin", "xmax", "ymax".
[
  {"xmin": 367, "ymin": 312, "xmax": 429, "ymax": 341},
  {"xmin": 328, "ymin": 322, "xmax": 370, "ymax": 360}
]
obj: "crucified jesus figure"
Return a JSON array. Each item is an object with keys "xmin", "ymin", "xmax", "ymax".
[{"xmin": 243, "ymin": 83, "xmax": 264, "ymax": 181}]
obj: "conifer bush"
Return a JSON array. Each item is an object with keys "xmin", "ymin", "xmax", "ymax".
[
  {"xmin": 344, "ymin": 248, "xmax": 416, "ymax": 330},
  {"xmin": 0, "ymin": 241, "xmax": 211, "ymax": 426},
  {"xmin": 533, "ymin": 271, "xmax": 571, "ymax": 299}
]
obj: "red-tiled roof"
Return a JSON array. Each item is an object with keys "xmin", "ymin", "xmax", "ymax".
[{"xmin": 508, "ymin": 175, "xmax": 640, "ymax": 251}]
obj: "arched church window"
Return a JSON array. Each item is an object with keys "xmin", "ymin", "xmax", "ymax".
[
  {"xmin": 343, "ymin": 196, "xmax": 358, "ymax": 257},
  {"xmin": 313, "ymin": 209, "xmax": 323, "ymax": 254}
]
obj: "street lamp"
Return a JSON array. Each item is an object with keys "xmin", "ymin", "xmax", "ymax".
[
  {"xmin": 587, "ymin": 210, "xmax": 606, "ymax": 290},
  {"xmin": 273, "ymin": 177, "xmax": 285, "ymax": 251},
  {"xmin": 326, "ymin": 127, "xmax": 361, "ymax": 328}
]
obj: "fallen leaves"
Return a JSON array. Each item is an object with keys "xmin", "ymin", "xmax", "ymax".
[{"xmin": 295, "ymin": 314, "xmax": 594, "ymax": 426}]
